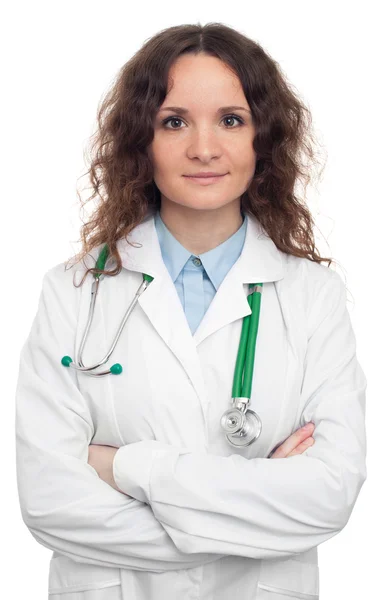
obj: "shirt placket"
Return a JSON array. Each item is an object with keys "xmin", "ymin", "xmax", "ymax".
[{"xmin": 183, "ymin": 256, "xmax": 205, "ymax": 335}]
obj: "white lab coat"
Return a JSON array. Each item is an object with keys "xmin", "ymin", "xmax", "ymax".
[{"xmin": 15, "ymin": 211, "xmax": 367, "ymax": 600}]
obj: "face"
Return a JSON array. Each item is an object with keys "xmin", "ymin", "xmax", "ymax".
[{"xmin": 148, "ymin": 53, "xmax": 257, "ymax": 215}]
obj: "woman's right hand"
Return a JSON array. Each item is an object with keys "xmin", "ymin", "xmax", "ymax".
[{"xmin": 269, "ymin": 422, "xmax": 315, "ymax": 458}]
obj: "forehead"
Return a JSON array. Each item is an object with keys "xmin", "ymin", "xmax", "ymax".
[{"xmin": 163, "ymin": 54, "xmax": 247, "ymax": 108}]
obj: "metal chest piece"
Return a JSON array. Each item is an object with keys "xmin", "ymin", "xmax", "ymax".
[{"xmin": 220, "ymin": 397, "xmax": 262, "ymax": 447}]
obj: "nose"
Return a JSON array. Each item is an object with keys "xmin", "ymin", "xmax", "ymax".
[{"xmin": 186, "ymin": 127, "xmax": 223, "ymax": 160}]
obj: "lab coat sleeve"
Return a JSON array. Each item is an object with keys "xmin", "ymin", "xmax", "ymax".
[
  {"xmin": 15, "ymin": 266, "xmax": 225, "ymax": 572},
  {"xmin": 113, "ymin": 269, "xmax": 367, "ymax": 560}
]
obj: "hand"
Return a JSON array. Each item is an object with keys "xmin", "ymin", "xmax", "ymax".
[
  {"xmin": 269, "ymin": 423, "xmax": 315, "ymax": 459},
  {"xmin": 88, "ymin": 444, "xmax": 122, "ymax": 492}
]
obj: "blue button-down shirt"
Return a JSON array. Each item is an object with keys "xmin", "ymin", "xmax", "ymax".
[{"xmin": 154, "ymin": 211, "xmax": 248, "ymax": 335}]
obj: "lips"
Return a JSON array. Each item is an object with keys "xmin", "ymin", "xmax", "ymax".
[
  {"xmin": 184, "ymin": 173, "xmax": 226, "ymax": 178},
  {"xmin": 183, "ymin": 173, "xmax": 227, "ymax": 185}
]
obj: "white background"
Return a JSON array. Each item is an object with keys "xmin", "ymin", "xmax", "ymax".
[{"xmin": 3, "ymin": 1, "xmax": 380, "ymax": 598}]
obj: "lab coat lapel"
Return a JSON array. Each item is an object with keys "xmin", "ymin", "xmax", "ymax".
[
  {"xmin": 116, "ymin": 213, "xmax": 203, "ymax": 398},
  {"xmin": 193, "ymin": 215, "xmax": 285, "ymax": 345},
  {"xmin": 116, "ymin": 212, "xmax": 285, "ymax": 403}
]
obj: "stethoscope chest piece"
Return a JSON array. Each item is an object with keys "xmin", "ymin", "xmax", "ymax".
[{"xmin": 220, "ymin": 398, "xmax": 262, "ymax": 448}]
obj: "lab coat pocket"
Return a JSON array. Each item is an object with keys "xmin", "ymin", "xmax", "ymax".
[
  {"xmin": 256, "ymin": 557, "xmax": 319, "ymax": 600},
  {"xmin": 48, "ymin": 554, "xmax": 121, "ymax": 598}
]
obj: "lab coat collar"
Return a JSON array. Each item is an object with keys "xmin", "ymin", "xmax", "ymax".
[
  {"xmin": 153, "ymin": 210, "xmax": 248, "ymax": 292},
  {"xmin": 116, "ymin": 209, "xmax": 284, "ymax": 347}
]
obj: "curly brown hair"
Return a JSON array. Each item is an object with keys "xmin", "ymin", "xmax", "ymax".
[{"xmin": 68, "ymin": 22, "xmax": 335, "ymax": 287}]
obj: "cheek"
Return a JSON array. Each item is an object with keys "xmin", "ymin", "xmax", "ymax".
[
  {"xmin": 229, "ymin": 150, "xmax": 256, "ymax": 176},
  {"xmin": 152, "ymin": 159, "xmax": 174, "ymax": 184},
  {"xmin": 224, "ymin": 134, "xmax": 255, "ymax": 162},
  {"xmin": 150, "ymin": 140, "xmax": 178, "ymax": 175}
]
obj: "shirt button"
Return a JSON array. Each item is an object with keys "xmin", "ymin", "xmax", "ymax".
[{"xmin": 192, "ymin": 256, "xmax": 202, "ymax": 267}]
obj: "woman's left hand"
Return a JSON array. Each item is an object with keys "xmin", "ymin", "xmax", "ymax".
[{"xmin": 88, "ymin": 444, "xmax": 121, "ymax": 492}]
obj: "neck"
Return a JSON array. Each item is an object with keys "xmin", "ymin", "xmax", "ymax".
[{"xmin": 159, "ymin": 200, "xmax": 244, "ymax": 255}]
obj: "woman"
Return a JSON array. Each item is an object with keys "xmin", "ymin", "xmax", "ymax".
[{"xmin": 15, "ymin": 22, "xmax": 367, "ymax": 600}]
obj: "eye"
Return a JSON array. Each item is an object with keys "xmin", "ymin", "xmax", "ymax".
[{"xmin": 161, "ymin": 114, "xmax": 245, "ymax": 130}]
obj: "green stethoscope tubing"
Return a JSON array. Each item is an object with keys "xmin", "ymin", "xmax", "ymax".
[
  {"xmin": 232, "ymin": 282, "xmax": 262, "ymax": 400},
  {"xmin": 61, "ymin": 242, "xmax": 263, "ymax": 444}
]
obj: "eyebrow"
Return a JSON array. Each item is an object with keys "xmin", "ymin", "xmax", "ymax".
[{"xmin": 158, "ymin": 105, "xmax": 251, "ymax": 115}]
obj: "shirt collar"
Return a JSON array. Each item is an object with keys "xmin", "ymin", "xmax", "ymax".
[{"xmin": 154, "ymin": 210, "xmax": 248, "ymax": 291}]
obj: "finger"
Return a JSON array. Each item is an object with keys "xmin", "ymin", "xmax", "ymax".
[
  {"xmin": 271, "ymin": 423, "xmax": 315, "ymax": 458},
  {"xmin": 287, "ymin": 437, "xmax": 315, "ymax": 457}
]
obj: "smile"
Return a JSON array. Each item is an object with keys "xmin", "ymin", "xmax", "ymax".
[{"xmin": 183, "ymin": 174, "xmax": 228, "ymax": 185}]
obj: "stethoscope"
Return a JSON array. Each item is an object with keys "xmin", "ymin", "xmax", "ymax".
[{"xmin": 62, "ymin": 243, "xmax": 264, "ymax": 447}]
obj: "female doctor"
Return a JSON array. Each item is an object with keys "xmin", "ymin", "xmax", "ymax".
[{"xmin": 15, "ymin": 23, "xmax": 367, "ymax": 600}]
